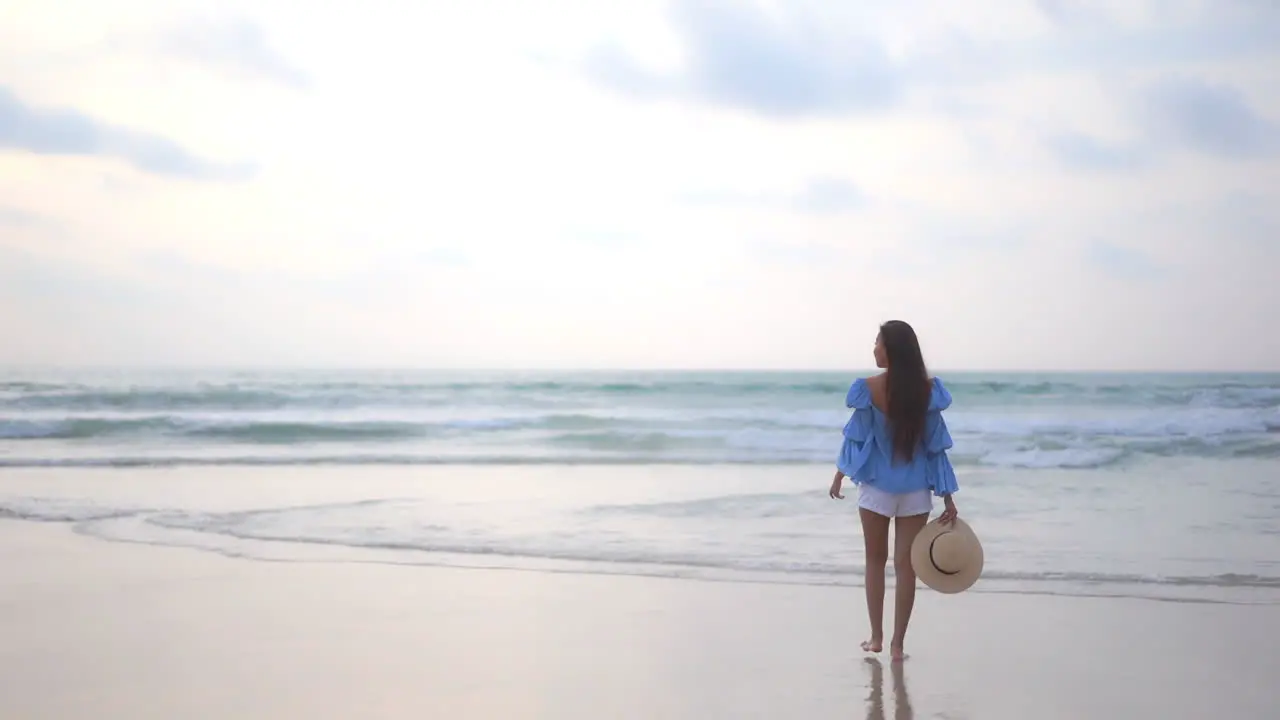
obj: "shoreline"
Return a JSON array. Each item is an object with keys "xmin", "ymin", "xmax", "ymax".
[
  {"xmin": 51, "ymin": 519, "xmax": 1280, "ymax": 609},
  {"xmin": 2, "ymin": 520, "xmax": 1277, "ymax": 719},
  {"xmin": 2, "ymin": 460, "xmax": 1277, "ymax": 608}
]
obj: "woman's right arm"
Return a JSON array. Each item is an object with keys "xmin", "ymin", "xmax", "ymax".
[{"xmin": 939, "ymin": 493, "xmax": 958, "ymax": 524}]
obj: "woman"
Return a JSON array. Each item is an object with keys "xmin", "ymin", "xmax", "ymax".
[{"xmin": 828, "ymin": 320, "xmax": 959, "ymax": 662}]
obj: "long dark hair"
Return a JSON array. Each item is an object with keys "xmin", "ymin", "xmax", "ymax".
[{"xmin": 880, "ymin": 320, "xmax": 932, "ymax": 462}]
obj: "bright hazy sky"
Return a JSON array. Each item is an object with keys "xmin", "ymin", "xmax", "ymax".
[{"xmin": 1, "ymin": 0, "xmax": 1277, "ymax": 371}]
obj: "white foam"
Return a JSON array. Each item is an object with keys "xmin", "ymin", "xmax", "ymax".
[{"xmin": 978, "ymin": 447, "xmax": 1126, "ymax": 469}]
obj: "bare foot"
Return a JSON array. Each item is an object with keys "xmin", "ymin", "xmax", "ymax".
[
  {"xmin": 889, "ymin": 644, "xmax": 908, "ymax": 662},
  {"xmin": 861, "ymin": 638, "xmax": 883, "ymax": 653}
]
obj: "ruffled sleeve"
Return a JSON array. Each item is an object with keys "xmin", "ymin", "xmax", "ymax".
[
  {"xmin": 838, "ymin": 379, "xmax": 876, "ymax": 478},
  {"xmin": 925, "ymin": 378, "xmax": 959, "ymax": 496},
  {"xmin": 928, "ymin": 376, "xmax": 953, "ymax": 411},
  {"xmin": 841, "ymin": 379, "xmax": 873, "ymax": 443},
  {"xmin": 845, "ymin": 378, "xmax": 872, "ymax": 409}
]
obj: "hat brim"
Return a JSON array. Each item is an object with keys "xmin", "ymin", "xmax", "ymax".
[{"xmin": 910, "ymin": 516, "xmax": 983, "ymax": 594}]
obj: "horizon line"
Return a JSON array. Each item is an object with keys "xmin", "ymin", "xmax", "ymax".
[{"xmin": 1, "ymin": 364, "xmax": 1276, "ymax": 375}]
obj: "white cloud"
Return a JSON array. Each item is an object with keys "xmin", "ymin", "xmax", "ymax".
[{"xmin": 0, "ymin": 0, "xmax": 1277, "ymax": 370}]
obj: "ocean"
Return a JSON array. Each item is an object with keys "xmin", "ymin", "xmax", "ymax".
[{"xmin": 2, "ymin": 368, "xmax": 1278, "ymax": 604}]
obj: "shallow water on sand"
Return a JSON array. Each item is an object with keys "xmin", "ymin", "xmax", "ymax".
[{"xmin": 1, "ymin": 458, "xmax": 1276, "ymax": 605}]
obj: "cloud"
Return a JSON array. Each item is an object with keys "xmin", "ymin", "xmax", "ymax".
[
  {"xmin": 581, "ymin": 1, "xmax": 1280, "ymax": 127},
  {"xmin": 586, "ymin": 0, "xmax": 900, "ymax": 118},
  {"xmin": 1033, "ymin": 0, "xmax": 1111, "ymax": 27},
  {"xmin": 748, "ymin": 238, "xmax": 841, "ymax": 266},
  {"xmin": 868, "ymin": 218, "xmax": 1028, "ymax": 276},
  {"xmin": 680, "ymin": 176, "xmax": 865, "ymax": 214},
  {"xmin": 1042, "ymin": 75, "xmax": 1276, "ymax": 172},
  {"xmin": 1044, "ymin": 132, "xmax": 1148, "ymax": 172},
  {"xmin": 359, "ymin": 246, "xmax": 471, "ymax": 273},
  {"xmin": 1007, "ymin": 2, "xmax": 1279, "ymax": 74},
  {"xmin": 792, "ymin": 178, "xmax": 864, "ymax": 214},
  {"xmin": 160, "ymin": 17, "xmax": 308, "ymax": 89},
  {"xmin": 0, "ymin": 86, "xmax": 254, "ymax": 180},
  {"xmin": 1086, "ymin": 240, "xmax": 1166, "ymax": 280},
  {"xmin": 0, "ymin": 246, "xmax": 147, "ymax": 305},
  {"xmin": 0, "ymin": 245, "xmax": 327, "ymax": 366},
  {"xmin": 1213, "ymin": 191, "xmax": 1280, "ymax": 248},
  {"xmin": 0, "ymin": 204, "xmax": 41, "ymax": 227},
  {"xmin": 1137, "ymin": 77, "xmax": 1279, "ymax": 159}
]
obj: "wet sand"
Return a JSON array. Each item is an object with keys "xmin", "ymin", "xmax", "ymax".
[{"xmin": 0, "ymin": 521, "xmax": 1276, "ymax": 719}]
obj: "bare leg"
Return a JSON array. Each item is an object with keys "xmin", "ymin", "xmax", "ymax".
[
  {"xmin": 859, "ymin": 507, "xmax": 891, "ymax": 653},
  {"xmin": 890, "ymin": 513, "xmax": 929, "ymax": 661}
]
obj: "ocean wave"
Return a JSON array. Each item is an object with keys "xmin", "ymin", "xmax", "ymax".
[
  {"xmin": 0, "ymin": 417, "xmax": 432, "ymax": 442},
  {"xmin": 3, "ymin": 408, "xmax": 1279, "ymax": 467},
  {"xmin": 4, "ymin": 373, "xmax": 1280, "ymax": 411},
  {"xmin": 3, "ymin": 388, "xmax": 300, "ymax": 411},
  {"xmin": 1, "ymin": 439, "xmax": 1279, "ymax": 469},
  {"xmin": 3, "ymin": 371, "xmax": 1280, "ymax": 469},
  {"xmin": 955, "ymin": 409, "xmax": 1280, "ymax": 439},
  {"xmin": 546, "ymin": 430, "xmax": 725, "ymax": 452},
  {"xmin": 0, "ymin": 455, "xmax": 823, "ymax": 468},
  {"xmin": 970, "ymin": 447, "xmax": 1129, "ymax": 469},
  {"xmin": 0, "ymin": 417, "xmax": 173, "ymax": 440},
  {"xmin": 4, "ymin": 405, "xmax": 1276, "ymax": 441},
  {"xmin": 0, "ymin": 414, "xmax": 641, "ymax": 443}
]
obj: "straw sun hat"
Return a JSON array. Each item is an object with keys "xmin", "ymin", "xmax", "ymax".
[{"xmin": 911, "ymin": 516, "xmax": 984, "ymax": 594}]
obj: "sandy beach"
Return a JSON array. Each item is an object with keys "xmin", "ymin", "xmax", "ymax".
[{"xmin": 2, "ymin": 516, "xmax": 1276, "ymax": 719}]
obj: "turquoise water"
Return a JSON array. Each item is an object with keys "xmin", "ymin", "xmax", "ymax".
[{"xmin": 1, "ymin": 369, "xmax": 1278, "ymax": 605}]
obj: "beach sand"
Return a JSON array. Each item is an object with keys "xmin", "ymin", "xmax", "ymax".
[{"xmin": 1, "ymin": 520, "xmax": 1276, "ymax": 719}]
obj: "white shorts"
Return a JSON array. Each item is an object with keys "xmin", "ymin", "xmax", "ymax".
[{"xmin": 857, "ymin": 483, "xmax": 933, "ymax": 518}]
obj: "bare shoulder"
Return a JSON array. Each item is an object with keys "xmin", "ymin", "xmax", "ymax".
[{"xmin": 866, "ymin": 373, "xmax": 888, "ymax": 409}]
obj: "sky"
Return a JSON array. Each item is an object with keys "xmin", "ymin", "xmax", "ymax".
[{"xmin": 1, "ymin": 0, "xmax": 1277, "ymax": 371}]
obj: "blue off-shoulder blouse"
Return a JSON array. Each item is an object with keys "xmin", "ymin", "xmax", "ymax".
[{"xmin": 836, "ymin": 377, "xmax": 960, "ymax": 497}]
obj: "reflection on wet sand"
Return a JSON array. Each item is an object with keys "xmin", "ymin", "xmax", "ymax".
[{"xmin": 865, "ymin": 658, "xmax": 913, "ymax": 720}]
